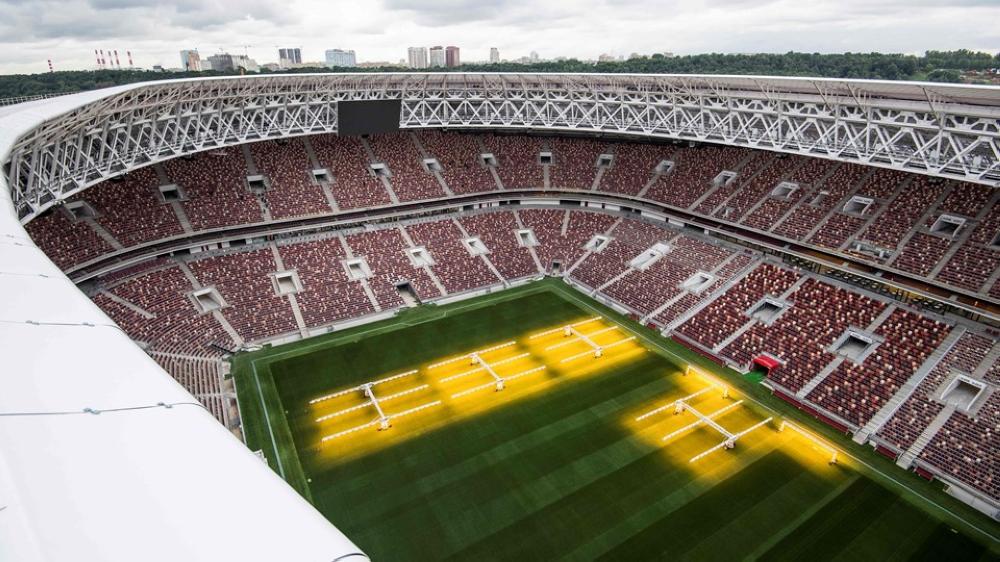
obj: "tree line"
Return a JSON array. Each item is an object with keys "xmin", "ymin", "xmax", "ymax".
[{"xmin": 1, "ymin": 50, "xmax": 997, "ymax": 100}]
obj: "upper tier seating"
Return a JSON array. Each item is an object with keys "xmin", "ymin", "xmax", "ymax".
[
  {"xmin": 692, "ymin": 150, "xmax": 769, "ymax": 217},
  {"xmin": 416, "ymin": 130, "xmax": 497, "ymax": 194},
  {"xmin": 25, "ymin": 207, "xmax": 114, "ymax": 270},
  {"xmin": 772, "ymin": 163, "xmax": 869, "ymax": 240},
  {"xmin": 893, "ymin": 232, "xmax": 953, "ymax": 277},
  {"xmin": 718, "ymin": 154, "xmax": 804, "ymax": 224},
  {"xmin": 483, "ymin": 134, "xmax": 544, "ymax": 189},
  {"xmin": 859, "ymin": 175, "xmax": 944, "ymax": 251},
  {"xmin": 938, "ymin": 182, "xmax": 993, "ymax": 217},
  {"xmin": 249, "ymin": 139, "xmax": 331, "ymax": 219},
  {"xmin": 370, "ymin": 132, "xmax": 447, "ymax": 202},
  {"xmin": 600, "ymin": 142, "xmax": 667, "ymax": 196},
  {"xmin": 312, "ymin": 135, "xmax": 392, "ymax": 210},
  {"xmin": 548, "ymin": 137, "xmax": 605, "ymax": 190},
  {"xmin": 645, "ymin": 145, "xmax": 744, "ymax": 209},
  {"xmin": 164, "ymin": 148, "xmax": 263, "ymax": 230},
  {"xmin": 73, "ymin": 166, "xmax": 183, "ymax": 247}
]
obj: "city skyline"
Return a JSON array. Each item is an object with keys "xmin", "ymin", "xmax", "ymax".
[{"xmin": 2, "ymin": 0, "xmax": 999, "ymax": 74}]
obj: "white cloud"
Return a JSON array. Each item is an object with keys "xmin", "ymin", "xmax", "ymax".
[{"xmin": 0, "ymin": 0, "xmax": 996, "ymax": 74}]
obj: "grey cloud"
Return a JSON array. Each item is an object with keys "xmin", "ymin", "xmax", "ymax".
[
  {"xmin": 0, "ymin": 0, "xmax": 296, "ymax": 41},
  {"xmin": 382, "ymin": 0, "xmax": 534, "ymax": 26}
]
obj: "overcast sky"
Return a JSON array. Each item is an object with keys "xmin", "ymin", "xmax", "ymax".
[{"xmin": 1, "ymin": 0, "xmax": 998, "ymax": 74}]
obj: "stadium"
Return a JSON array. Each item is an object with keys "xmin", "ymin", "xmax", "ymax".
[{"xmin": 2, "ymin": 72, "xmax": 1000, "ymax": 560}]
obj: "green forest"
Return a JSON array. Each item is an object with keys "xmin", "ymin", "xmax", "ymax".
[{"xmin": 2, "ymin": 50, "xmax": 996, "ymax": 99}]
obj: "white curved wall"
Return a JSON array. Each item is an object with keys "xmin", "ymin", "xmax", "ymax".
[{"xmin": 0, "ymin": 102, "xmax": 367, "ymax": 562}]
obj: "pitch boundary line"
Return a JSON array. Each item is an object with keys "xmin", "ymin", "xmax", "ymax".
[
  {"xmin": 552, "ymin": 283, "xmax": 1000, "ymax": 545},
  {"xmin": 249, "ymin": 284, "xmax": 549, "ymax": 365},
  {"xmin": 251, "ymin": 361, "xmax": 285, "ymax": 479}
]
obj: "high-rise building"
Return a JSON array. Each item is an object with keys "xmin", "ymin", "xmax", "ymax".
[
  {"xmin": 429, "ymin": 46, "xmax": 445, "ymax": 68},
  {"xmin": 278, "ymin": 48, "xmax": 302, "ymax": 67},
  {"xmin": 407, "ymin": 47, "xmax": 428, "ymax": 69},
  {"xmin": 489, "ymin": 47, "xmax": 500, "ymax": 64},
  {"xmin": 529, "ymin": 51, "xmax": 540, "ymax": 63},
  {"xmin": 325, "ymin": 49, "xmax": 357, "ymax": 68},
  {"xmin": 445, "ymin": 46, "xmax": 460, "ymax": 67},
  {"xmin": 179, "ymin": 49, "xmax": 202, "ymax": 72}
]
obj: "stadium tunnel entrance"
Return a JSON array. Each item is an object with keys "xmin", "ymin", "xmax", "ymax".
[{"xmin": 751, "ymin": 355, "xmax": 781, "ymax": 378}]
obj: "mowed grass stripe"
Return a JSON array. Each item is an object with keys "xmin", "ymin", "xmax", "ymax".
[
  {"xmin": 908, "ymin": 523, "xmax": 991, "ymax": 562},
  {"xmin": 840, "ymin": 497, "xmax": 949, "ymax": 561},
  {"xmin": 318, "ymin": 360, "xmax": 678, "ymax": 532},
  {"xmin": 756, "ymin": 478, "xmax": 962, "ymax": 562},
  {"xmin": 741, "ymin": 473, "xmax": 861, "ymax": 560},
  {"xmin": 446, "ymin": 425, "xmax": 786, "ymax": 561},
  {"xmin": 681, "ymin": 462, "xmax": 852, "ymax": 560},
  {"xmin": 587, "ymin": 451, "xmax": 818, "ymax": 561},
  {"xmin": 757, "ymin": 478, "xmax": 893, "ymax": 560}
]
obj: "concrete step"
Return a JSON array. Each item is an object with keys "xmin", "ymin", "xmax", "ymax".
[
  {"xmin": 170, "ymin": 201, "xmax": 194, "ymax": 234},
  {"xmin": 797, "ymin": 356, "xmax": 846, "ymax": 399},
  {"xmin": 83, "ymin": 218, "xmax": 123, "ymax": 250}
]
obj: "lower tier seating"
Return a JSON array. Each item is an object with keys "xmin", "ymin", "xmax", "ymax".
[{"xmin": 84, "ymin": 207, "xmax": 996, "ymax": 503}]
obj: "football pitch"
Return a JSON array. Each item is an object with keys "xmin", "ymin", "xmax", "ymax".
[{"xmin": 234, "ymin": 280, "xmax": 1000, "ymax": 560}]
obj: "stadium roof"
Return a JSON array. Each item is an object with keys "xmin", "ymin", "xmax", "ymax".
[{"xmin": 4, "ymin": 72, "xmax": 999, "ymax": 222}]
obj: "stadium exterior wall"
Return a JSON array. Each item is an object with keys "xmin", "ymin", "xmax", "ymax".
[{"xmin": 0, "ymin": 94, "xmax": 368, "ymax": 562}]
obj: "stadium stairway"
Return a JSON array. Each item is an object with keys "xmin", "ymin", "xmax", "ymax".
[
  {"xmin": 300, "ymin": 136, "xmax": 341, "ymax": 212},
  {"xmin": 896, "ymin": 404, "xmax": 958, "ymax": 469},
  {"xmin": 853, "ymin": 324, "xmax": 967, "ymax": 444},
  {"xmin": 712, "ymin": 274, "xmax": 809, "ymax": 354},
  {"xmin": 660, "ymin": 257, "xmax": 763, "ymax": 334},
  {"xmin": 270, "ymin": 243, "xmax": 310, "ymax": 338},
  {"xmin": 511, "ymin": 210, "xmax": 546, "ymax": 274},
  {"xmin": 796, "ymin": 303, "xmax": 900, "ymax": 399},
  {"xmin": 973, "ymin": 341, "xmax": 1000, "ymax": 378}
]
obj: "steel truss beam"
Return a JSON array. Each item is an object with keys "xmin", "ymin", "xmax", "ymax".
[{"xmin": 6, "ymin": 73, "xmax": 1000, "ymax": 223}]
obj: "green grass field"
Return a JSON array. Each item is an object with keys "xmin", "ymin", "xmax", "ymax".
[{"xmin": 233, "ymin": 280, "xmax": 1000, "ymax": 560}]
